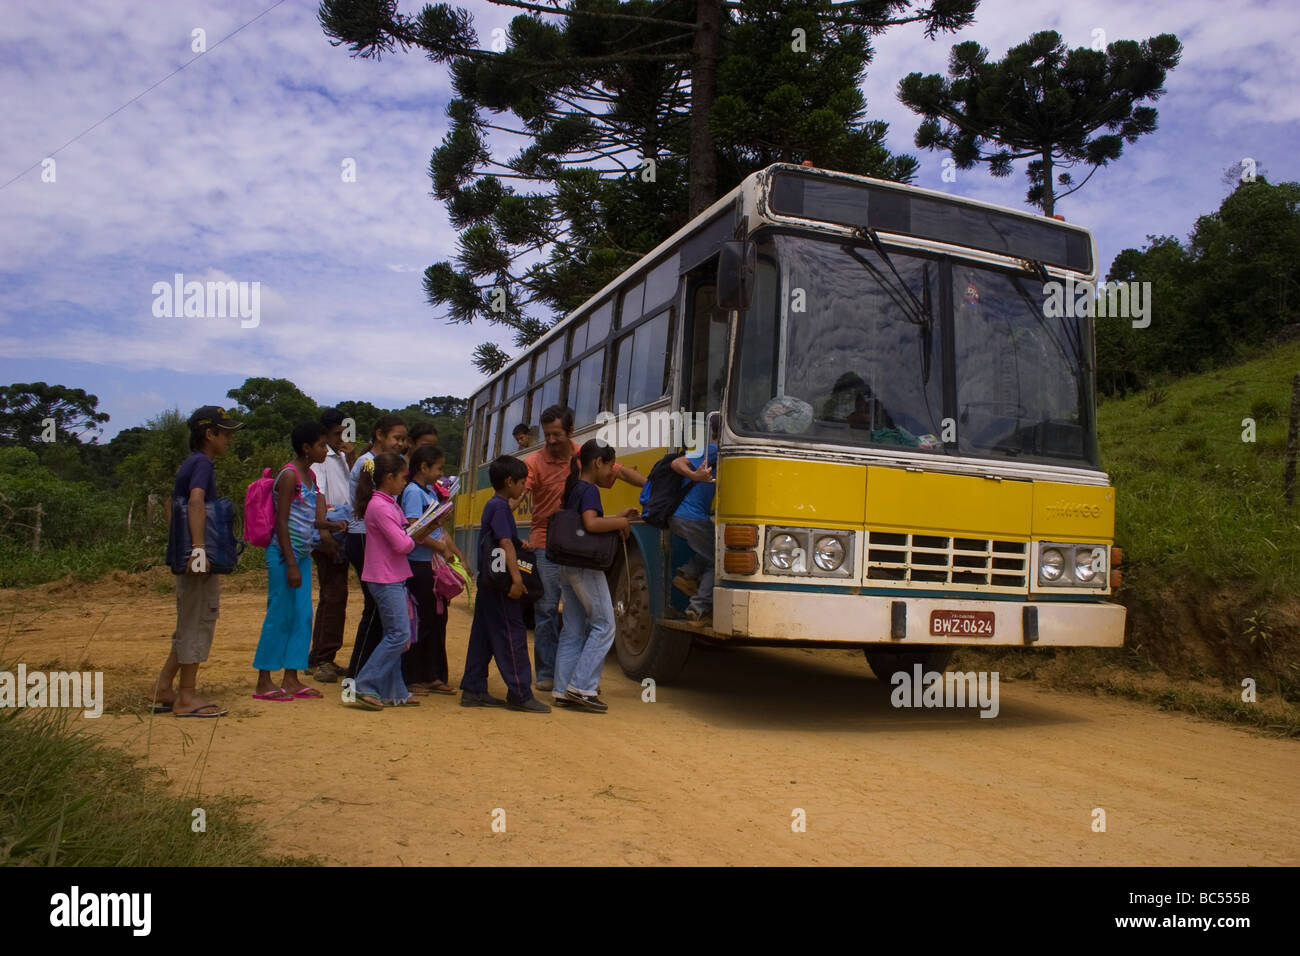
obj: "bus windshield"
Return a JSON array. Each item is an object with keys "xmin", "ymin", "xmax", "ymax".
[{"xmin": 729, "ymin": 232, "xmax": 1099, "ymax": 468}]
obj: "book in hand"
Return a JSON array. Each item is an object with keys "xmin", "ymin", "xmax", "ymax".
[{"xmin": 406, "ymin": 496, "xmax": 455, "ymax": 538}]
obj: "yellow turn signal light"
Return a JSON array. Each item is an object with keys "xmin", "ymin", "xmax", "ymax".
[
  {"xmin": 723, "ymin": 524, "xmax": 758, "ymax": 549},
  {"xmin": 723, "ymin": 551, "xmax": 758, "ymax": 575},
  {"xmin": 1110, "ymin": 569, "xmax": 1123, "ymax": 589},
  {"xmin": 1111, "ymin": 546, "xmax": 1124, "ymax": 568}
]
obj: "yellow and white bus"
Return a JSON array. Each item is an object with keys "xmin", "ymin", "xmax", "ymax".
[{"xmin": 454, "ymin": 162, "xmax": 1125, "ymax": 683}]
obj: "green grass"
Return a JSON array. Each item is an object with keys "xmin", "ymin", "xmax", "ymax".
[
  {"xmin": 1099, "ymin": 338, "xmax": 1300, "ymax": 601},
  {"xmin": 0, "ymin": 535, "xmax": 263, "ymax": 589},
  {"xmin": 0, "ymin": 697, "xmax": 311, "ymax": 866}
]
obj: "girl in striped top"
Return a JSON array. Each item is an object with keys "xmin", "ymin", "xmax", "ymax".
[{"xmin": 253, "ymin": 422, "xmax": 346, "ymax": 700}]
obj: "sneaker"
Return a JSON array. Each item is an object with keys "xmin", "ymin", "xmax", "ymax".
[
  {"xmin": 313, "ymin": 662, "xmax": 340, "ymax": 683},
  {"xmin": 672, "ymin": 574, "xmax": 699, "ymax": 596},
  {"xmin": 536, "ymin": 679, "xmax": 554, "ymax": 692},
  {"xmin": 460, "ymin": 690, "xmax": 507, "ymax": 708},
  {"xmin": 564, "ymin": 689, "xmax": 608, "ymax": 713},
  {"xmin": 508, "ymin": 697, "xmax": 552, "ymax": 713}
]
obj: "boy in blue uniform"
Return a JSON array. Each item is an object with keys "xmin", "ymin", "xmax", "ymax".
[
  {"xmin": 150, "ymin": 405, "xmax": 242, "ymax": 717},
  {"xmin": 461, "ymin": 456, "xmax": 550, "ymax": 713}
]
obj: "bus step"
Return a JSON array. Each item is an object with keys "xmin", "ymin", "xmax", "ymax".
[{"xmin": 660, "ymin": 618, "xmax": 730, "ymax": 641}]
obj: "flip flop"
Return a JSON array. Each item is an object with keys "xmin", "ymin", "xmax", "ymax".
[
  {"xmin": 151, "ymin": 701, "xmax": 174, "ymax": 713},
  {"xmin": 290, "ymin": 686, "xmax": 323, "ymax": 699},
  {"xmin": 176, "ymin": 704, "xmax": 227, "ymax": 718},
  {"xmin": 428, "ymin": 683, "xmax": 456, "ymax": 695},
  {"xmin": 253, "ymin": 688, "xmax": 294, "ymax": 701},
  {"xmin": 351, "ymin": 692, "xmax": 383, "ymax": 711}
]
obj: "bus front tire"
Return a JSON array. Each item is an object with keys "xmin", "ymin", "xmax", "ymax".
[
  {"xmin": 612, "ymin": 546, "xmax": 693, "ymax": 683},
  {"xmin": 863, "ymin": 646, "xmax": 954, "ymax": 683}
]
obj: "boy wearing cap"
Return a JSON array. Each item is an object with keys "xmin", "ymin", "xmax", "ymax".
[{"xmin": 149, "ymin": 405, "xmax": 241, "ymax": 717}]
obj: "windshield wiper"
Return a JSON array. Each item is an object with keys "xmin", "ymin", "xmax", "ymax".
[{"xmin": 861, "ymin": 227, "xmax": 934, "ymax": 328}]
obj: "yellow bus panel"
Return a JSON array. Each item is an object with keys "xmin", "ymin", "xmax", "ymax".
[
  {"xmin": 716, "ymin": 457, "xmax": 866, "ymax": 526},
  {"xmin": 864, "ymin": 466, "xmax": 1033, "ymax": 537},
  {"xmin": 1031, "ymin": 481, "xmax": 1115, "ymax": 540}
]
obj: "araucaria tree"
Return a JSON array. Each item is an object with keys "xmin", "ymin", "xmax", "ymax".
[
  {"xmin": 319, "ymin": 0, "xmax": 978, "ymax": 372},
  {"xmin": 898, "ymin": 30, "xmax": 1182, "ymax": 216}
]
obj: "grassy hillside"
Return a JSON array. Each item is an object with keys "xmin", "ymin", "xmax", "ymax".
[
  {"xmin": 1100, "ymin": 337, "xmax": 1300, "ymax": 596},
  {"xmin": 1095, "ymin": 337, "xmax": 1300, "ymax": 702}
]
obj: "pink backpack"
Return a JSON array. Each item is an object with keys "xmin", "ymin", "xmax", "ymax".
[
  {"xmin": 244, "ymin": 467, "xmax": 277, "ymax": 547},
  {"xmin": 244, "ymin": 464, "xmax": 310, "ymax": 548}
]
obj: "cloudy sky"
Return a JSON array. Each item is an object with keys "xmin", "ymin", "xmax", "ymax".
[{"xmin": 1, "ymin": 0, "xmax": 1296, "ymax": 438}]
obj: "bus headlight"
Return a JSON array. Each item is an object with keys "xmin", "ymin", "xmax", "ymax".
[
  {"xmin": 1074, "ymin": 548, "xmax": 1097, "ymax": 582},
  {"xmin": 813, "ymin": 535, "xmax": 845, "ymax": 572},
  {"xmin": 1037, "ymin": 542, "xmax": 1109, "ymax": 587},
  {"xmin": 1040, "ymin": 548, "xmax": 1065, "ymax": 582},
  {"xmin": 764, "ymin": 528, "xmax": 855, "ymax": 576},
  {"xmin": 767, "ymin": 533, "xmax": 799, "ymax": 571}
]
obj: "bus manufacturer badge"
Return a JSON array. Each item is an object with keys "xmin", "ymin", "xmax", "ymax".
[{"xmin": 930, "ymin": 610, "xmax": 995, "ymax": 637}]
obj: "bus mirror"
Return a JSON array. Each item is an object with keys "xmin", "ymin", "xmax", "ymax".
[{"xmin": 716, "ymin": 240, "xmax": 756, "ymax": 311}]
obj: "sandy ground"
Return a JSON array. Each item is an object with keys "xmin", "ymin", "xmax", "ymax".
[{"xmin": 3, "ymin": 570, "xmax": 1298, "ymax": 866}]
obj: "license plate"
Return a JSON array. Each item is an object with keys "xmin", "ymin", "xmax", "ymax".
[{"xmin": 929, "ymin": 610, "xmax": 995, "ymax": 637}]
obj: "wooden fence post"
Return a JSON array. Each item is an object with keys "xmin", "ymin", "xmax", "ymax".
[
  {"xmin": 32, "ymin": 503, "xmax": 42, "ymax": 553},
  {"xmin": 1286, "ymin": 372, "xmax": 1300, "ymax": 506}
]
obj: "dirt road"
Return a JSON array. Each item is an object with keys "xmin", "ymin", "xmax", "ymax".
[{"xmin": 3, "ymin": 571, "xmax": 1297, "ymax": 865}]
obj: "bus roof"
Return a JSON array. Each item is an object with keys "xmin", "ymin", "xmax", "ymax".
[{"xmin": 472, "ymin": 162, "xmax": 1095, "ymax": 400}]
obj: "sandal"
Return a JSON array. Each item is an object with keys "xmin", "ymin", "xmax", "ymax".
[
  {"xmin": 253, "ymin": 688, "xmax": 294, "ymax": 701},
  {"xmin": 289, "ymin": 686, "xmax": 323, "ymax": 699},
  {"xmin": 428, "ymin": 681, "xmax": 456, "ymax": 695},
  {"xmin": 352, "ymin": 692, "xmax": 383, "ymax": 711}
]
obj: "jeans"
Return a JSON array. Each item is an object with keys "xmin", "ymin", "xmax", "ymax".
[
  {"xmin": 344, "ymin": 533, "xmax": 384, "ymax": 678},
  {"xmin": 253, "ymin": 543, "xmax": 313, "ymax": 671},
  {"xmin": 532, "ymin": 551, "xmax": 563, "ymax": 682},
  {"xmin": 554, "ymin": 564, "xmax": 616, "ymax": 697},
  {"xmin": 669, "ymin": 516, "xmax": 715, "ymax": 614},
  {"xmin": 355, "ymin": 581, "xmax": 411, "ymax": 704}
]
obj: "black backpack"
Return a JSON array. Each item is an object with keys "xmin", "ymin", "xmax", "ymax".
[{"xmin": 640, "ymin": 450, "xmax": 694, "ymax": 529}]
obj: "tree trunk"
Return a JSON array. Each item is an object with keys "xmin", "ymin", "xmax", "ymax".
[
  {"xmin": 1041, "ymin": 149, "xmax": 1055, "ymax": 217},
  {"xmin": 688, "ymin": 0, "xmax": 721, "ymax": 217}
]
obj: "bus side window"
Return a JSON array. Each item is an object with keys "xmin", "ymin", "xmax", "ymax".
[{"xmin": 685, "ymin": 281, "xmax": 728, "ymax": 413}]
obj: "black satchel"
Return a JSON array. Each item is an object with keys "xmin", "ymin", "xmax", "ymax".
[
  {"xmin": 482, "ymin": 536, "xmax": 545, "ymax": 602},
  {"xmin": 546, "ymin": 484, "xmax": 619, "ymax": 571}
]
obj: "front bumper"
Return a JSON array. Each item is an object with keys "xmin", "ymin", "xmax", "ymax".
[{"xmin": 712, "ymin": 587, "xmax": 1125, "ymax": 647}]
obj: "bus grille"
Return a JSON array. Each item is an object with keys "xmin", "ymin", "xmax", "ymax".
[{"xmin": 865, "ymin": 531, "xmax": 1029, "ymax": 591}]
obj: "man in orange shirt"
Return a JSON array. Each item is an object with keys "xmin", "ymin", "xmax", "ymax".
[{"xmin": 523, "ymin": 405, "xmax": 645, "ymax": 690}]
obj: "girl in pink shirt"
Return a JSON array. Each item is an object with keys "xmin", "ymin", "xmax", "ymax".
[{"xmin": 351, "ymin": 453, "xmax": 434, "ymax": 709}]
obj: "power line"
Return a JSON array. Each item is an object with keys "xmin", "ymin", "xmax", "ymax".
[{"xmin": 0, "ymin": 0, "xmax": 288, "ymax": 193}]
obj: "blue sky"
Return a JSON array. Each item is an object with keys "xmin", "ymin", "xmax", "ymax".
[{"xmin": 1, "ymin": 0, "xmax": 1296, "ymax": 439}]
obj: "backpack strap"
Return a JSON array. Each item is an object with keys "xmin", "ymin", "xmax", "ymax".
[{"xmin": 278, "ymin": 463, "xmax": 313, "ymax": 501}]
